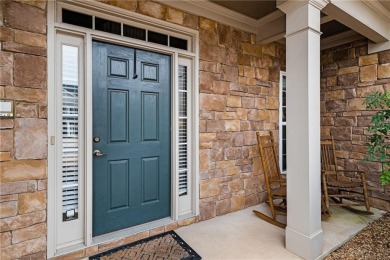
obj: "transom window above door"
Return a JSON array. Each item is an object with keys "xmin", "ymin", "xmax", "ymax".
[{"xmin": 61, "ymin": 9, "xmax": 189, "ymax": 51}]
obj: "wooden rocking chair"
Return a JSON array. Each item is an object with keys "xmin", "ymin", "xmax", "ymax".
[
  {"xmin": 321, "ymin": 137, "xmax": 371, "ymax": 214},
  {"xmin": 253, "ymin": 132, "xmax": 287, "ymax": 228}
]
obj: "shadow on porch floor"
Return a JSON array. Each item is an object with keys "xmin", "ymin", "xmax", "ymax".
[{"xmin": 175, "ymin": 203, "xmax": 386, "ymax": 260}]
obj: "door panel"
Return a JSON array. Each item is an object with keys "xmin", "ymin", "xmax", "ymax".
[
  {"xmin": 92, "ymin": 41, "xmax": 171, "ymax": 236},
  {"xmin": 109, "ymin": 90, "xmax": 129, "ymax": 142},
  {"xmin": 142, "ymin": 92, "xmax": 159, "ymax": 141},
  {"xmin": 108, "ymin": 58, "xmax": 129, "ymax": 78},
  {"xmin": 142, "ymin": 157, "xmax": 159, "ymax": 203},
  {"xmin": 109, "ymin": 160, "xmax": 129, "ymax": 210}
]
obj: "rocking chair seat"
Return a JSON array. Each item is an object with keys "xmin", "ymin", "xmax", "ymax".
[
  {"xmin": 327, "ymin": 181, "xmax": 362, "ymax": 188},
  {"xmin": 271, "ymin": 186, "xmax": 286, "ymax": 197}
]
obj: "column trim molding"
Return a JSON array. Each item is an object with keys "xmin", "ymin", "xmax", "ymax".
[
  {"xmin": 286, "ymin": 227, "xmax": 324, "ymax": 259},
  {"xmin": 278, "ymin": 0, "xmax": 329, "ymax": 14},
  {"xmin": 285, "ymin": 27, "xmax": 322, "ymax": 38}
]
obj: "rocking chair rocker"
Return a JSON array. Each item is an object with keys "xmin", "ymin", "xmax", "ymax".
[{"xmin": 253, "ymin": 132, "xmax": 287, "ymax": 228}]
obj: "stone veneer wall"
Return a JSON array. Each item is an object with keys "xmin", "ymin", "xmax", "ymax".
[
  {"xmin": 197, "ymin": 21, "xmax": 285, "ymax": 220},
  {"xmin": 0, "ymin": 0, "xmax": 48, "ymax": 259},
  {"xmin": 321, "ymin": 39, "xmax": 390, "ymax": 210},
  {"xmin": 0, "ymin": 0, "xmax": 285, "ymax": 259}
]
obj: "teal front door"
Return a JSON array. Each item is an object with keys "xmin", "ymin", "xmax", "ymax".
[{"xmin": 92, "ymin": 41, "xmax": 171, "ymax": 236}]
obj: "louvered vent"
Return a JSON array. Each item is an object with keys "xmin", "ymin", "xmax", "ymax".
[
  {"xmin": 62, "ymin": 45, "xmax": 79, "ymax": 221},
  {"xmin": 179, "ymin": 65, "xmax": 188, "ymax": 196}
]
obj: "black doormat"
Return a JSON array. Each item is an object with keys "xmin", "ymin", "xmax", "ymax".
[{"xmin": 90, "ymin": 231, "xmax": 201, "ymax": 260}]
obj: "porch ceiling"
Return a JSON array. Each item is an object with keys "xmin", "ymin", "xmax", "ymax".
[
  {"xmin": 157, "ymin": 0, "xmax": 390, "ymax": 48},
  {"xmin": 379, "ymin": 0, "xmax": 390, "ymax": 10},
  {"xmin": 210, "ymin": 0, "xmax": 277, "ymax": 20}
]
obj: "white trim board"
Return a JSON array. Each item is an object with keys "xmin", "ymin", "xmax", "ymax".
[
  {"xmin": 323, "ymin": 0, "xmax": 390, "ymax": 43},
  {"xmin": 157, "ymin": 0, "xmax": 259, "ymax": 33},
  {"xmin": 363, "ymin": 0, "xmax": 390, "ymax": 23},
  {"xmin": 368, "ymin": 40, "xmax": 390, "ymax": 54},
  {"xmin": 158, "ymin": 0, "xmax": 390, "ymax": 46},
  {"xmin": 321, "ymin": 30, "xmax": 365, "ymax": 50}
]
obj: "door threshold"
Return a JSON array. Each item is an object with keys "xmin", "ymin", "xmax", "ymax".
[
  {"xmin": 55, "ymin": 242, "xmax": 86, "ymax": 258},
  {"xmin": 92, "ymin": 217, "xmax": 174, "ymax": 246}
]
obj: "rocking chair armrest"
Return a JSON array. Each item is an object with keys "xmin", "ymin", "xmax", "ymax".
[
  {"xmin": 321, "ymin": 170, "xmax": 336, "ymax": 176},
  {"xmin": 335, "ymin": 170, "xmax": 367, "ymax": 179},
  {"xmin": 269, "ymin": 179, "xmax": 287, "ymax": 186},
  {"xmin": 270, "ymin": 180, "xmax": 286, "ymax": 183}
]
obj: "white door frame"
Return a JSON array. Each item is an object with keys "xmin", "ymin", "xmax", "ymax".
[{"xmin": 47, "ymin": 0, "xmax": 199, "ymax": 257}]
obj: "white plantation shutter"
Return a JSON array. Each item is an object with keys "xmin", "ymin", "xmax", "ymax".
[
  {"xmin": 61, "ymin": 45, "xmax": 80, "ymax": 220},
  {"xmin": 178, "ymin": 65, "xmax": 188, "ymax": 196},
  {"xmin": 279, "ymin": 73, "xmax": 287, "ymax": 173}
]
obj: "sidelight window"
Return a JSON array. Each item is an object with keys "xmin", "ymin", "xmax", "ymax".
[
  {"xmin": 61, "ymin": 45, "xmax": 80, "ymax": 221},
  {"xmin": 279, "ymin": 72, "xmax": 287, "ymax": 173},
  {"xmin": 177, "ymin": 57, "xmax": 194, "ymax": 216},
  {"xmin": 52, "ymin": 32, "xmax": 85, "ymax": 251},
  {"xmin": 178, "ymin": 65, "xmax": 188, "ymax": 196}
]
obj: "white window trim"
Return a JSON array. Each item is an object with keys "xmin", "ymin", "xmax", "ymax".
[
  {"xmin": 47, "ymin": 0, "xmax": 199, "ymax": 258},
  {"xmin": 55, "ymin": 32, "xmax": 86, "ymax": 249},
  {"xmin": 279, "ymin": 71, "xmax": 287, "ymax": 174}
]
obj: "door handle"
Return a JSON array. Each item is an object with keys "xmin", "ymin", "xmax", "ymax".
[{"xmin": 93, "ymin": 149, "xmax": 106, "ymax": 157}]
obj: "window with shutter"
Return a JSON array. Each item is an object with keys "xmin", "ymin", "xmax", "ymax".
[
  {"xmin": 279, "ymin": 72, "xmax": 287, "ymax": 173},
  {"xmin": 62, "ymin": 45, "xmax": 80, "ymax": 221},
  {"xmin": 178, "ymin": 65, "xmax": 188, "ymax": 196}
]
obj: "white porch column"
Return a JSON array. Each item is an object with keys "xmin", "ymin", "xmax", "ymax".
[{"xmin": 277, "ymin": 1, "xmax": 328, "ymax": 259}]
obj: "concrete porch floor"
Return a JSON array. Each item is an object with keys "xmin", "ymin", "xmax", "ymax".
[{"xmin": 176, "ymin": 203, "xmax": 386, "ymax": 260}]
